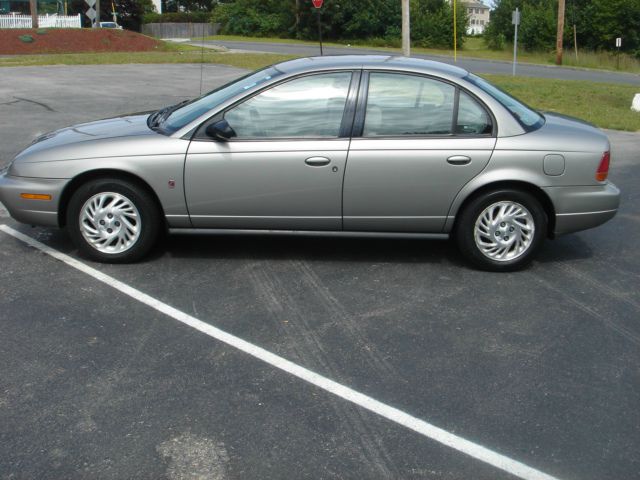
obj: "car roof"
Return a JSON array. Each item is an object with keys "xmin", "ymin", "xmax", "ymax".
[{"xmin": 274, "ymin": 55, "xmax": 469, "ymax": 78}]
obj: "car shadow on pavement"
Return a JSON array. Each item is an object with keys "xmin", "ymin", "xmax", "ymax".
[
  {"xmin": 12, "ymin": 224, "xmax": 593, "ymax": 268},
  {"xmin": 535, "ymin": 234, "xmax": 594, "ymax": 264},
  {"xmin": 161, "ymin": 233, "xmax": 464, "ymax": 266}
]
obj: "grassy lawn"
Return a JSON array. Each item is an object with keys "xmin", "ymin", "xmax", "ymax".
[
  {"xmin": 1, "ymin": 48, "xmax": 637, "ymax": 131},
  {"xmin": 0, "ymin": 46, "xmax": 295, "ymax": 70},
  {"xmin": 204, "ymin": 34, "xmax": 640, "ymax": 74}
]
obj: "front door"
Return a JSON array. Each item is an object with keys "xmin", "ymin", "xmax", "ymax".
[{"xmin": 185, "ymin": 71, "xmax": 355, "ymax": 230}]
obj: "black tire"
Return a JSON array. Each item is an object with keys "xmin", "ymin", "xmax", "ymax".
[
  {"xmin": 455, "ymin": 189, "xmax": 547, "ymax": 272},
  {"xmin": 66, "ymin": 178, "xmax": 162, "ymax": 263}
]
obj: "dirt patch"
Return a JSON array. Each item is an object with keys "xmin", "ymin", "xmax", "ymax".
[{"xmin": 0, "ymin": 29, "xmax": 164, "ymax": 55}]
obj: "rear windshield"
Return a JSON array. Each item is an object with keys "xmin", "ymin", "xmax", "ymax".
[
  {"xmin": 160, "ymin": 66, "xmax": 284, "ymax": 134},
  {"xmin": 465, "ymin": 74, "xmax": 544, "ymax": 132}
]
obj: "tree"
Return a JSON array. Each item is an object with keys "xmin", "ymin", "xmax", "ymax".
[
  {"xmin": 163, "ymin": 0, "xmax": 216, "ymax": 13},
  {"xmin": 29, "ymin": 0, "xmax": 38, "ymax": 28},
  {"xmin": 586, "ymin": 0, "xmax": 640, "ymax": 54},
  {"xmin": 68, "ymin": 0, "xmax": 156, "ymax": 29},
  {"xmin": 212, "ymin": 0, "xmax": 465, "ymax": 48},
  {"xmin": 485, "ymin": 0, "xmax": 640, "ymax": 55},
  {"xmin": 411, "ymin": 0, "xmax": 467, "ymax": 49}
]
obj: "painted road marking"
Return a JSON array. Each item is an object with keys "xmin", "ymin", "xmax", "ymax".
[{"xmin": 0, "ymin": 224, "xmax": 560, "ymax": 480}]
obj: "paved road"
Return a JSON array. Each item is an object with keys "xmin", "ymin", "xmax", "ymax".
[
  {"xmin": 198, "ymin": 39, "xmax": 640, "ymax": 85},
  {"xmin": 1, "ymin": 64, "xmax": 640, "ymax": 480}
]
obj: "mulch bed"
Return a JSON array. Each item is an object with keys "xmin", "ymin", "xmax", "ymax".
[{"xmin": 0, "ymin": 28, "xmax": 164, "ymax": 55}]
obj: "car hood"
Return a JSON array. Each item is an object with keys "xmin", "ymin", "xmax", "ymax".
[
  {"xmin": 11, "ymin": 114, "xmax": 188, "ymax": 167},
  {"xmin": 25, "ymin": 114, "xmax": 155, "ymax": 153}
]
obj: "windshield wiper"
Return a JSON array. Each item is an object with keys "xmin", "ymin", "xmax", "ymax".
[
  {"xmin": 148, "ymin": 100, "xmax": 190, "ymax": 130},
  {"xmin": 157, "ymin": 100, "xmax": 190, "ymax": 126}
]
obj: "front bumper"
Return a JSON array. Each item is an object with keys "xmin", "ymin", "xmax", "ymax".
[
  {"xmin": 0, "ymin": 174, "xmax": 69, "ymax": 227},
  {"xmin": 543, "ymin": 182, "xmax": 621, "ymax": 235}
]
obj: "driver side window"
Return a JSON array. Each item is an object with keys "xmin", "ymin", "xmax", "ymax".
[{"xmin": 225, "ymin": 72, "xmax": 352, "ymax": 139}]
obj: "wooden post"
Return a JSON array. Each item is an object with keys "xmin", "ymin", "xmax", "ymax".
[
  {"xmin": 29, "ymin": 0, "xmax": 38, "ymax": 28},
  {"xmin": 555, "ymin": 0, "xmax": 565, "ymax": 65},
  {"xmin": 95, "ymin": 0, "xmax": 100, "ymax": 26},
  {"xmin": 401, "ymin": 0, "xmax": 410, "ymax": 57},
  {"xmin": 295, "ymin": 0, "xmax": 300, "ymax": 38},
  {"xmin": 573, "ymin": 24, "xmax": 578, "ymax": 62}
]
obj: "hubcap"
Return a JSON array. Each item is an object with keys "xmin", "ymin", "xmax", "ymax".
[
  {"xmin": 79, "ymin": 192, "xmax": 141, "ymax": 254},
  {"xmin": 474, "ymin": 201, "xmax": 535, "ymax": 262}
]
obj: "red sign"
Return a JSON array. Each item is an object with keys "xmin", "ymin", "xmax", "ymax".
[{"xmin": 312, "ymin": 0, "xmax": 323, "ymax": 8}]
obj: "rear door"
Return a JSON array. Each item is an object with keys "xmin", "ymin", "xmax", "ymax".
[{"xmin": 343, "ymin": 71, "xmax": 497, "ymax": 232}]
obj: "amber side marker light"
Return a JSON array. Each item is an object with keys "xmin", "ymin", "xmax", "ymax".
[
  {"xmin": 20, "ymin": 193, "xmax": 52, "ymax": 201},
  {"xmin": 596, "ymin": 151, "xmax": 610, "ymax": 182}
]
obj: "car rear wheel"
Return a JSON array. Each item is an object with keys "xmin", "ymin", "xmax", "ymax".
[
  {"xmin": 455, "ymin": 189, "xmax": 547, "ymax": 272},
  {"xmin": 66, "ymin": 178, "xmax": 161, "ymax": 263}
]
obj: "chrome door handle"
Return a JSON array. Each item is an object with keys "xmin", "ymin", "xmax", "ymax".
[
  {"xmin": 305, "ymin": 157, "xmax": 331, "ymax": 167},
  {"xmin": 447, "ymin": 155, "xmax": 471, "ymax": 166}
]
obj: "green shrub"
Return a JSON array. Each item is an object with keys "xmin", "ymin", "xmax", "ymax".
[
  {"xmin": 18, "ymin": 34, "xmax": 34, "ymax": 43},
  {"xmin": 36, "ymin": 28, "xmax": 48, "ymax": 35},
  {"xmin": 212, "ymin": 3, "xmax": 289, "ymax": 38},
  {"xmin": 487, "ymin": 33, "xmax": 506, "ymax": 51}
]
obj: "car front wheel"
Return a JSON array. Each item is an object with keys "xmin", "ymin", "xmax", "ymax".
[
  {"xmin": 66, "ymin": 178, "xmax": 161, "ymax": 263},
  {"xmin": 455, "ymin": 189, "xmax": 547, "ymax": 272}
]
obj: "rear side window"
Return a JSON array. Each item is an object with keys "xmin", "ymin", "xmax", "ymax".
[
  {"xmin": 457, "ymin": 91, "xmax": 492, "ymax": 135},
  {"xmin": 363, "ymin": 73, "xmax": 456, "ymax": 136},
  {"xmin": 465, "ymin": 73, "xmax": 544, "ymax": 131}
]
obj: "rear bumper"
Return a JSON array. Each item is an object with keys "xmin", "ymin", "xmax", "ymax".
[
  {"xmin": 543, "ymin": 182, "xmax": 620, "ymax": 235},
  {"xmin": 0, "ymin": 174, "xmax": 68, "ymax": 227}
]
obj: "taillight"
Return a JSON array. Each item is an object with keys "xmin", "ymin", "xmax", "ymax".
[{"xmin": 596, "ymin": 151, "xmax": 610, "ymax": 182}]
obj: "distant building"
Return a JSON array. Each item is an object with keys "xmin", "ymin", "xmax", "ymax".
[{"xmin": 464, "ymin": 1, "xmax": 490, "ymax": 35}]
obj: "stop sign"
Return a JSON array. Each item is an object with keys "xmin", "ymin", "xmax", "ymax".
[{"xmin": 312, "ymin": 0, "xmax": 323, "ymax": 8}]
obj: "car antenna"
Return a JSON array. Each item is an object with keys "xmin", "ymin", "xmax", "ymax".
[{"xmin": 199, "ymin": 22, "xmax": 206, "ymax": 96}]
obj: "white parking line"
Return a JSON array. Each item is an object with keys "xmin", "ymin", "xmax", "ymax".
[{"xmin": 0, "ymin": 224, "xmax": 560, "ymax": 480}]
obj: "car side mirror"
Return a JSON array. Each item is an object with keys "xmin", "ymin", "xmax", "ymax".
[{"xmin": 205, "ymin": 119, "xmax": 236, "ymax": 141}]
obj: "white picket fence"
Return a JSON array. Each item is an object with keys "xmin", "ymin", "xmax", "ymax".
[{"xmin": 0, "ymin": 14, "xmax": 82, "ymax": 29}]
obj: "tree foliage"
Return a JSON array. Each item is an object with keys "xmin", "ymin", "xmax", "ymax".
[
  {"xmin": 212, "ymin": 0, "xmax": 466, "ymax": 48},
  {"xmin": 68, "ymin": 0, "xmax": 156, "ymax": 30},
  {"xmin": 485, "ymin": 0, "xmax": 640, "ymax": 55}
]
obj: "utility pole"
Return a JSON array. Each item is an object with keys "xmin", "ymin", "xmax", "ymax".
[
  {"xmin": 453, "ymin": 0, "xmax": 457, "ymax": 62},
  {"xmin": 402, "ymin": 0, "xmax": 410, "ymax": 57},
  {"xmin": 295, "ymin": 0, "xmax": 301, "ymax": 38},
  {"xmin": 95, "ymin": 0, "xmax": 100, "ymax": 27},
  {"xmin": 555, "ymin": 0, "xmax": 565, "ymax": 65},
  {"xmin": 29, "ymin": 0, "xmax": 38, "ymax": 28}
]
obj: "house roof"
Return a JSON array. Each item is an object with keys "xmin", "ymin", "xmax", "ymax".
[{"xmin": 463, "ymin": 1, "xmax": 489, "ymax": 8}]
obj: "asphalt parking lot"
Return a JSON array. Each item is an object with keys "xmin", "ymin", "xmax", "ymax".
[{"xmin": 1, "ymin": 64, "xmax": 640, "ymax": 480}]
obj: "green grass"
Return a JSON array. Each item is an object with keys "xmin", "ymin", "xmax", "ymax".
[
  {"xmin": 0, "ymin": 46, "xmax": 295, "ymax": 70},
  {"xmin": 203, "ymin": 34, "xmax": 640, "ymax": 74},
  {"xmin": 485, "ymin": 75, "xmax": 640, "ymax": 132}
]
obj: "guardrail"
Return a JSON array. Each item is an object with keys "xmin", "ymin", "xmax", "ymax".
[{"xmin": 0, "ymin": 14, "xmax": 82, "ymax": 29}]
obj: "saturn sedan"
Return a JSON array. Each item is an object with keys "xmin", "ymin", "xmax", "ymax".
[{"xmin": 0, "ymin": 55, "xmax": 620, "ymax": 271}]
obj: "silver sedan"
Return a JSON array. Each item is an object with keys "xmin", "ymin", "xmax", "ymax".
[{"xmin": 0, "ymin": 56, "xmax": 620, "ymax": 271}]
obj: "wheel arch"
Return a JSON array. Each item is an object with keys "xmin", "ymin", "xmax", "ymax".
[
  {"xmin": 450, "ymin": 180, "xmax": 556, "ymax": 238},
  {"xmin": 58, "ymin": 169, "xmax": 166, "ymax": 228}
]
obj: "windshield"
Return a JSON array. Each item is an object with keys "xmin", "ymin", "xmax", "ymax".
[
  {"xmin": 465, "ymin": 74, "xmax": 544, "ymax": 131},
  {"xmin": 156, "ymin": 66, "xmax": 283, "ymax": 134}
]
